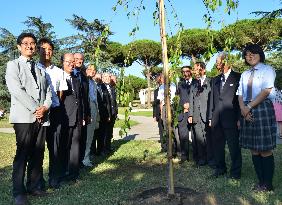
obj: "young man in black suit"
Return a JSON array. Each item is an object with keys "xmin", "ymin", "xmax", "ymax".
[
  {"xmin": 177, "ymin": 66, "xmax": 198, "ymax": 163},
  {"xmin": 209, "ymin": 53, "xmax": 242, "ymax": 179}
]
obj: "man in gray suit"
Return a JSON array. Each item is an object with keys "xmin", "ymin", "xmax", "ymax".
[
  {"xmin": 82, "ymin": 64, "xmax": 100, "ymax": 167},
  {"xmin": 188, "ymin": 62, "xmax": 212, "ymax": 166},
  {"xmin": 5, "ymin": 33, "xmax": 52, "ymax": 205}
]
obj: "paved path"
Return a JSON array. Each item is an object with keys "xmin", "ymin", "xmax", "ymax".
[
  {"xmin": 113, "ymin": 114, "xmax": 159, "ymax": 141},
  {"xmin": 1, "ymin": 116, "xmax": 281, "ymax": 144}
]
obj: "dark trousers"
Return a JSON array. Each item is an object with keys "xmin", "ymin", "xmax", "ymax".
[
  {"xmin": 178, "ymin": 112, "xmax": 189, "ymax": 159},
  {"xmin": 156, "ymin": 118, "xmax": 165, "ymax": 149},
  {"xmin": 212, "ymin": 125, "xmax": 242, "ymax": 177},
  {"xmin": 46, "ymin": 107, "xmax": 62, "ymax": 182},
  {"xmin": 191, "ymin": 119, "xmax": 207, "ymax": 163},
  {"xmin": 79, "ymin": 125, "xmax": 87, "ymax": 164},
  {"xmin": 206, "ymin": 127, "xmax": 214, "ymax": 164},
  {"xmin": 62, "ymin": 123, "xmax": 82, "ymax": 179},
  {"xmin": 105, "ymin": 119, "xmax": 115, "ymax": 151},
  {"xmin": 12, "ymin": 122, "xmax": 46, "ymax": 197}
]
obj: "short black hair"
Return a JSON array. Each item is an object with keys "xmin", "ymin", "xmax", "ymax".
[
  {"xmin": 242, "ymin": 43, "xmax": 265, "ymax": 65},
  {"xmin": 17, "ymin": 33, "xmax": 37, "ymax": 45},
  {"xmin": 181, "ymin": 65, "xmax": 192, "ymax": 70},
  {"xmin": 38, "ymin": 37, "xmax": 54, "ymax": 50},
  {"xmin": 195, "ymin": 61, "xmax": 206, "ymax": 69}
]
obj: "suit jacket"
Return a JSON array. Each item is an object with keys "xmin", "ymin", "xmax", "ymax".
[
  {"xmin": 177, "ymin": 78, "xmax": 198, "ymax": 122},
  {"xmin": 110, "ymin": 85, "xmax": 118, "ymax": 120},
  {"xmin": 97, "ymin": 83, "xmax": 112, "ymax": 122},
  {"xmin": 75, "ymin": 69, "xmax": 90, "ymax": 122},
  {"xmin": 153, "ymin": 87, "xmax": 161, "ymax": 121},
  {"xmin": 209, "ymin": 70, "xmax": 241, "ymax": 129},
  {"xmin": 5, "ymin": 56, "xmax": 52, "ymax": 125},
  {"xmin": 189, "ymin": 77, "xmax": 212, "ymax": 123},
  {"xmin": 61, "ymin": 73, "xmax": 84, "ymax": 127}
]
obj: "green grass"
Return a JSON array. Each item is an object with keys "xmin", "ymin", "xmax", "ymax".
[
  {"xmin": 118, "ymin": 107, "xmax": 153, "ymax": 117},
  {"xmin": 1, "ymin": 133, "xmax": 282, "ymax": 205},
  {"xmin": 114, "ymin": 118, "xmax": 139, "ymax": 128},
  {"xmin": 0, "ymin": 115, "xmax": 12, "ymax": 128}
]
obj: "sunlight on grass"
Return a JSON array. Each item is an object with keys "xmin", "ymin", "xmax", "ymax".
[{"xmin": 1, "ymin": 134, "xmax": 282, "ymax": 205}]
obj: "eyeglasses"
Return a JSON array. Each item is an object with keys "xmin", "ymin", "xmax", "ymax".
[
  {"xmin": 182, "ymin": 70, "xmax": 191, "ymax": 73},
  {"xmin": 64, "ymin": 60, "xmax": 74, "ymax": 64},
  {"xmin": 21, "ymin": 42, "xmax": 36, "ymax": 47}
]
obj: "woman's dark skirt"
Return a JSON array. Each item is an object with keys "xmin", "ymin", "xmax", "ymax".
[{"xmin": 239, "ymin": 99, "xmax": 277, "ymax": 151}]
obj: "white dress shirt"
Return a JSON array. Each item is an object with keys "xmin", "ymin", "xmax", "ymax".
[
  {"xmin": 37, "ymin": 63, "xmax": 67, "ymax": 107},
  {"xmin": 157, "ymin": 83, "xmax": 177, "ymax": 104},
  {"xmin": 236, "ymin": 63, "xmax": 276, "ymax": 101}
]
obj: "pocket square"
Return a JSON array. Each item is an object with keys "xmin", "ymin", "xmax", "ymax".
[{"xmin": 229, "ymin": 84, "xmax": 234, "ymax": 86}]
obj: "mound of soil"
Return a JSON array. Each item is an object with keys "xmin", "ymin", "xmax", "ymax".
[{"xmin": 129, "ymin": 187, "xmax": 221, "ymax": 205}]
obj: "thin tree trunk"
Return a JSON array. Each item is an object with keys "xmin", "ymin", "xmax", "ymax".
[
  {"xmin": 146, "ymin": 66, "xmax": 151, "ymax": 108},
  {"xmin": 158, "ymin": 0, "xmax": 175, "ymax": 196}
]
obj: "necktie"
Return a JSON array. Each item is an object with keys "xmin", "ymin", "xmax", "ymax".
[
  {"xmin": 221, "ymin": 74, "xmax": 225, "ymax": 89},
  {"xmin": 28, "ymin": 60, "xmax": 37, "ymax": 83},
  {"xmin": 246, "ymin": 68, "xmax": 255, "ymax": 101}
]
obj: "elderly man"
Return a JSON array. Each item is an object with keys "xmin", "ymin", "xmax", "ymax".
[
  {"xmin": 73, "ymin": 53, "xmax": 91, "ymax": 166},
  {"xmin": 209, "ymin": 53, "xmax": 242, "ymax": 179},
  {"xmin": 6, "ymin": 33, "xmax": 52, "ymax": 205},
  {"xmin": 60, "ymin": 53, "xmax": 85, "ymax": 182},
  {"xmin": 189, "ymin": 62, "xmax": 212, "ymax": 167},
  {"xmin": 82, "ymin": 65, "xmax": 100, "ymax": 167}
]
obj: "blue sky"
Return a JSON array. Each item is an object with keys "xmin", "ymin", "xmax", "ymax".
[{"xmin": 0, "ymin": 0, "xmax": 280, "ymax": 77}]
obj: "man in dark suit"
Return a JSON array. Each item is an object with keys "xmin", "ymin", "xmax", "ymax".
[
  {"xmin": 96, "ymin": 73, "xmax": 112, "ymax": 155},
  {"xmin": 209, "ymin": 53, "xmax": 242, "ymax": 179},
  {"xmin": 153, "ymin": 74, "xmax": 165, "ymax": 150},
  {"xmin": 5, "ymin": 33, "xmax": 52, "ymax": 205},
  {"xmin": 189, "ymin": 62, "xmax": 212, "ymax": 166},
  {"xmin": 73, "ymin": 53, "xmax": 91, "ymax": 166},
  {"xmin": 61, "ymin": 53, "xmax": 85, "ymax": 181},
  {"xmin": 102, "ymin": 73, "xmax": 117, "ymax": 154},
  {"xmin": 177, "ymin": 66, "xmax": 198, "ymax": 162}
]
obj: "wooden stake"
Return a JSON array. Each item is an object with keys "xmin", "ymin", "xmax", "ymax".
[{"xmin": 158, "ymin": 0, "xmax": 175, "ymax": 195}]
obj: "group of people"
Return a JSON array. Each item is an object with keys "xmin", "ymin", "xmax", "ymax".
[
  {"xmin": 5, "ymin": 32, "xmax": 118, "ymax": 205},
  {"xmin": 153, "ymin": 44, "xmax": 281, "ymax": 194}
]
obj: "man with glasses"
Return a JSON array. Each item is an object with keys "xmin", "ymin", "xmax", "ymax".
[
  {"xmin": 188, "ymin": 62, "xmax": 212, "ymax": 167},
  {"xmin": 6, "ymin": 33, "xmax": 52, "ymax": 205},
  {"xmin": 60, "ymin": 53, "xmax": 85, "ymax": 182},
  {"xmin": 177, "ymin": 66, "xmax": 198, "ymax": 163}
]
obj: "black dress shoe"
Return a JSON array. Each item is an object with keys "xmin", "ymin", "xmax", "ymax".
[
  {"xmin": 14, "ymin": 194, "xmax": 28, "ymax": 205},
  {"xmin": 28, "ymin": 189, "xmax": 47, "ymax": 197},
  {"xmin": 197, "ymin": 160, "xmax": 207, "ymax": 166},
  {"xmin": 49, "ymin": 179, "xmax": 60, "ymax": 189},
  {"xmin": 211, "ymin": 170, "xmax": 227, "ymax": 178}
]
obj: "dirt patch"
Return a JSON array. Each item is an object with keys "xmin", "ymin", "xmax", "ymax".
[{"xmin": 128, "ymin": 187, "xmax": 222, "ymax": 205}]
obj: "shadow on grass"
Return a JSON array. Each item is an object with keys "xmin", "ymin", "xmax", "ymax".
[{"xmin": 1, "ymin": 138, "xmax": 282, "ymax": 205}]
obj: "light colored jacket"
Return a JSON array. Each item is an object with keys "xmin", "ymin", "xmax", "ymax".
[{"xmin": 5, "ymin": 56, "xmax": 52, "ymax": 125}]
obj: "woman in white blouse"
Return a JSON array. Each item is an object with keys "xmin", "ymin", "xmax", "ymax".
[{"xmin": 237, "ymin": 44, "xmax": 277, "ymax": 192}]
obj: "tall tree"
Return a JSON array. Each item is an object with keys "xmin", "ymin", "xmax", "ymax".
[
  {"xmin": 217, "ymin": 19, "xmax": 282, "ymax": 51},
  {"xmin": 0, "ymin": 28, "xmax": 18, "ymax": 59},
  {"xmin": 23, "ymin": 16, "xmax": 56, "ymax": 40},
  {"xmin": 127, "ymin": 39, "xmax": 162, "ymax": 107},
  {"xmin": 66, "ymin": 14, "xmax": 112, "ymax": 63},
  {"xmin": 168, "ymin": 28, "xmax": 219, "ymax": 61}
]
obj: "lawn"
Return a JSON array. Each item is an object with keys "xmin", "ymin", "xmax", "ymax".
[
  {"xmin": 1, "ymin": 133, "xmax": 282, "ymax": 205},
  {"xmin": 0, "ymin": 115, "xmax": 12, "ymax": 128},
  {"xmin": 118, "ymin": 107, "xmax": 153, "ymax": 117},
  {"xmin": 114, "ymin": 118, "xmax": 139, "ymax": 128}
]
